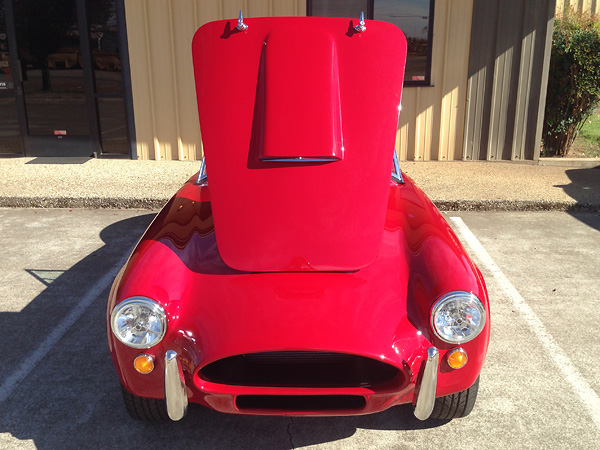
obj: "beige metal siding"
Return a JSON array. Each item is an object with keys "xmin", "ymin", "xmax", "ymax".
[
  {"xmin": 463, "ymin": 0, "xmax": 555, "ymax": 162},
  {"xmin": 396, "ymin": 0, "xmax": 473, "ymax": 161},
  {"xmin": 124, "ymin": 0, "xmax": 305, "ymax": 160}
]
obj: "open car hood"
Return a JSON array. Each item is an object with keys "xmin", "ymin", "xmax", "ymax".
[{"xmin": 192, "ymin": 17, "xmax": 406, "ymax": 272}]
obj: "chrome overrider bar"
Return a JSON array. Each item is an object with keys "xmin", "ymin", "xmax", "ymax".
[
  {"xmin": 165, "ymin": 350, "xmax": 188, "ymax": 421},
  {"xmin": 414, "ymin": 346, "xmax": 439, "ymax": 420},
  {"xmin": 163, "ymin": 347, "xmax": 438, "ymax": 421}
]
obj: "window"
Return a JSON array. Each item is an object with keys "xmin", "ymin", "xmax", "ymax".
[{"xmin": 307, "ymin": 0, "xmax": 435, "ymax": 86}]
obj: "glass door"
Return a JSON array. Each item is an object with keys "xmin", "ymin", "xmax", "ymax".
[
  {"xmin": 0, "ymin": 0, "xmax": 23, "ymax": 154},
  {"xmin": 87, "ymin": 0, "xmax": 129, "ymax": 155},
  {"xmin": 14, "ymin": 0, "xmax": 94, "ymax": 155},
  {"xmin": 0, "ymin": 0, "xmax": 132, "ymax": 157}
]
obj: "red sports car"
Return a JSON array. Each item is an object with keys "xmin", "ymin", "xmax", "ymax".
[{"xmin": 107, "ymin": 14, "xmax": 490, "ymax": 422}]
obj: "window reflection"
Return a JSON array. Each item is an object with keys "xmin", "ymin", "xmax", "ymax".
[
  {"xmin": 98, "ymin": 97, "xmax": 128, "ymax": 153},
  {"xmin": 0, "ymin": 97, "xmax": 21, "ymax": 153},
  {"xmin": 309, "ymin": 0, "xmax": 434, "ymax": 85},
  {"xmin": 0, "ymin": 4, "xmax": 14, "ymax": 91},
  {"xmin": 310, "ymin": 0, "xmax": 368, "ymax": 18},
  {"xmin": 374, "ymin": 0, "xmax": 432, "ymax": 83},
  {"xmin": 0, "ymin": 0, "xmax": 130, "ymax": 154},
  {"xmin": 87, "ymin": 0, "xmax": 123, "ymax": 94},
  {"xmin": 15, "ymin": 0, "xmax": 89, "ymax": 136}
]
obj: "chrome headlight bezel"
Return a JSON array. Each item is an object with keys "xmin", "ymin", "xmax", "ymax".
[
  {"xmin": 110, "ymin": 297, "xmax": 167, "ymax": 349},
  {"xmin": 431, "ymin": 291, "xmax": 486, "ymax": 344}
]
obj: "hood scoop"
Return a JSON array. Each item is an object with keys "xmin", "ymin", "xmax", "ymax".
[
  {"xmin": 256, "ymin": 29, "xmax": 344, "ymax": 162},
  {"xmin": 193, "ymin": 17, "xmax": 406, "ymax": 272}
]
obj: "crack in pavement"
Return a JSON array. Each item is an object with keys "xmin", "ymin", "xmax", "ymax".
[{"xmin": 286, "ymin": 417, "xmax": 295, "ymax": 449}]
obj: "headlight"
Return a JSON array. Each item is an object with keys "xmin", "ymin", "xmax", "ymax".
[
  {"xmin": 431, "ymin": 291, "xmax": 486, "ymax": 344},
  {"xmin": 111, "ymin": 297, "xmax": 167, "ymax": 348}
]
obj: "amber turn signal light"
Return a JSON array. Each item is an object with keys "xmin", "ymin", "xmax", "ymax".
[
  {"xmin": 134, "ymin": 354, "xmax": 155, "ymax": 374},
  {"xmin": 447, "ymin": 348, "xmax": 468, "ymax": 369}
]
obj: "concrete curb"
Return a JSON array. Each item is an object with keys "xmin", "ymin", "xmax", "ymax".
[
  {"xmin": 538, "ymin": 157, "xmax": 600, "ymax": 168},
  {"xmin": 0, "ymin": 197, "xmax": 168, "ymax": 210},
  {"xmin": 2, "ymin": 196, "xmax": 598, "ymax": 212},
  {"xmin": 2, "ymin": 157, "xmax": 598, "ymax": 212},
  {"xmin": 433, "ymin": 200, "xmax": 599, "ymax": 212}
]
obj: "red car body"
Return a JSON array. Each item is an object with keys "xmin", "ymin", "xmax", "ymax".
[{"xmin": 107, "ymin": 15, "xmax": 490, "ymax": 422}]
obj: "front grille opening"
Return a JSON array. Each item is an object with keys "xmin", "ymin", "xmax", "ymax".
[
  {"xmin": 199, "ymin": 351, "xmax": 400, "ymax": 388},
  {"xmin": 236, "ymin": 395, "xmax": 366, "ymax": 411}
]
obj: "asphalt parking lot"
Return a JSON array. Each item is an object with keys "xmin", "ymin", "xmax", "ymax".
[{"xmin": 0, "ymin": 208, "xmax": 598, "ymax": 450}]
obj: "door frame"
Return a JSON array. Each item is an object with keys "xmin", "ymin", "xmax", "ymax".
[
  {"xmin": 2, "ymin": 0, "xmax": 27, "ymax": 154},
  {"xmin": 2, "ymin": 0, "xmax": 135, "ymax": 158}
]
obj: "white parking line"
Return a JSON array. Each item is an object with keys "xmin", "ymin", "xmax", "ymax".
[
  {"xmin": 0, "ymin": 253, "xmax": 129, "ymax": 405},
  {"xmin": 450, "ymin": 216, "xmax": 600, "ymax": 431}
]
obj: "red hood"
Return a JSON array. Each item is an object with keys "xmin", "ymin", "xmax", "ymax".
[{"xmin": 192, "ymin": 17, "xmax": 406, "ymax": 272}]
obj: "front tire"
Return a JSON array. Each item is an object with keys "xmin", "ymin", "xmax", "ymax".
[
  {"xmin": 429, "ymin": 376, "xmax": 479, "ymax": 420},
  {"xmin": 121, "ymin": 385, "xmax": 169, "ymax": 421}
]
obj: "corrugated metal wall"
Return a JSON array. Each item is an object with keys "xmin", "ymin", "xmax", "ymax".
[
  {"xmin": 124, "ymin": 0, "xmax": 305, "ymax": 161},
  {"xmin": 556, "ymin": 0, "xmax": 600, "ymax": 14},
  {"xmin": 462, "ymin": 0, "xmax": 555, "ymax": 161},
  {"xmin": 124, "ymin": 0, "xmax": 475, "ymax": 161},
  {"xmin": 395, "ymin": 0, "xmax": 473, "ymax": 161}
]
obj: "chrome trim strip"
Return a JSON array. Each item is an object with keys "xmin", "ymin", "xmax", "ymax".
[
  {"xmin": 195, "ymin": 158, "xmax": 207, "ymax": 184},
  {"xmin": 164, "ymin": 350, "xmax": 188, "ymax": 421},
  {"xmin": 392, "ymin": 150, "xmax": 404, "ymax": 184},
  {"xmin": 260, "ymin": 157, "xmax": 339, "ymax": 163},
  {"xmin": 414, "ymin": 346, "xmax": 439, "ymax": 420}
]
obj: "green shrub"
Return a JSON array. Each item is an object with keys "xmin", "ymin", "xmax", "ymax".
[{"xmin": 543, "ymin": 10, "xmax": 600, "ymax": 156}]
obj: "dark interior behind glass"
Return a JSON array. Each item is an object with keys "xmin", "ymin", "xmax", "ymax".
[{"xmin": 308, "ymin": 0, "xmax": 434, "ymax": 85}]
